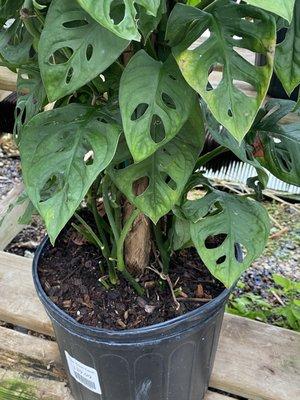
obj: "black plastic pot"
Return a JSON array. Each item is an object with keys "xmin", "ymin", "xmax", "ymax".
[{"xmin": 33, "ymin": 238, "xmax": 235, "ymax": 400}]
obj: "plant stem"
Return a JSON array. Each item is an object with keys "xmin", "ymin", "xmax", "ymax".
[
  {"xmin": 74, "ymin": 213, "xmax": 105, "ymax": 252},
  {"xmin": 117, "ymin": 209, "xmax": 140, "ymax": 271},
  {"xmin": 195, "ymin": 146, "xmax": 228, "ymax": 169},
  {"xmin": 22, "ymin": 0, "xmax": 41, "ymax": 41},
  {"xmin": 153, "ymin": 222, "xmax": 169, "ymax": 275},
  {"xmin": 90, "ymin": 194, "xmax": 110, "ymax": 255},
  {"xmin": 121, "ymin": 269, "xmax": 144, "ymax": 296},
  {"xmin": 103, "ymin": 176, "xmax": 120, "ymax": 243}
]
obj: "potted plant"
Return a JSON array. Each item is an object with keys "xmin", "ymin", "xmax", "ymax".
[{"xmin": 1, "ymin": 0, "xmax": 299, "ymax": 399}]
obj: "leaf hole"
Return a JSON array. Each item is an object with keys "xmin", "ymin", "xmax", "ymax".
[
  {"xmin": 231, "ymin": 34, "xmax": 243, "ymax": 41},
  {"xmin": 62, "ymin": 20, "xmax": 89, "ymax": 28},
  {"xmin": 168, "ymin": 74, "xmax": 177, "ymax": 81},
  {"xmin": 216, "ymin": 255, "xmax": 226, "ymax": 265},
  {"xmin": 39, "ymin": 174, "xmax": 63, "ymax": 203},
  {"xmin": 272, "ymin": 137, "xmax": 282, "ymax": 144},
  {"xmin": 96, "ymin": 116, "xmax": 109, "ymax": 124},
  {"xmin": 207, "ymin": 63, "xmax": 223, "ymax": 91},
  {"xmin": 205, "ymin": 234, "xmax": 227, "ymax": 249},
  {"xmin": 228, "ymin": 109, "xmax": 233, "ymax": 117},
  {"xmin": 203, "ymin": 201, "xmax": 223, "ymax": 218},
  {"xmin": 84, "ymin": 150, "xmax": 94, "ymax": 166},
  {"xmin": 161, "ymin": 92, "xmax": 176, "ymax": 110},
  {"xmin": 161, "ymin": 172, "xmax": 177, "ymax": 191},
  {"xmin": 86, "ymin": 44, "xmax": 93, "ymax": 61},
  {"xmin": 49, "ymin": 47, "xmax": 74, "ymax": 65},
  {"xmin": 233, "ymin": 79, "xmax": 257, "ymax": 98},
  {"xmin": 235, "ymin": 243, "xmax": 247, "ymax": 262},
  {"xmin": 66, "ymin": 67, "xmax": 74, "ymax": 84},
  {"xmin": 110, "ymin": 0, "xmax": 126, "ymax": 25},
  {"xmin": 150, "ymin": 115, "xmax": 166, "ymax": 143},
  {"xmin": 131, "ymin": 103, "xmax": 149, "ymax": 121},
  {"xmin": 233, "ymin": 47, "xmax": 257, "ymax": 66},
  {"xmin": 276, "ymin": 150, "xmax": 292, "ymax": 172},
  {"xmin": 132, "ymin": 176, "xmax": 149, "ymax": 196},
  {"xmin": 188, "ymin": 28, "xmax": 211, "ymax": 50}
]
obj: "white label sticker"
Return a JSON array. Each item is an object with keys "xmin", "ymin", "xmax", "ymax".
[{"xmin": 65, "ymin": 351, "xmax": 102, "ymax": 395}]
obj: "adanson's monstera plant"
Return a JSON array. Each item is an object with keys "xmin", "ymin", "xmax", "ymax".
[{"xmin": 1, "ymin": 0, "xmax": 299, "ymax": 291}]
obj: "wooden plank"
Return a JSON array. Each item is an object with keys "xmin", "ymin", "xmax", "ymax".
[
  {"xmin": 0, "ymin": 90, "xmax": 11, "ymax": 101},
  {"xmin": 211, "ymin": 315, "xmax": 300, "ymax": 400},
  {"xmin": 0, "ymin": 251, "xmax": 299, "ymax": 400},
  {"xmin": 0, "ymin": 183, "xmax": 28, "ymax": 250},
  {"xmin": 0, "ymin": 326, "xmax": 64, "ymax": 382},
  {"xmin": 0, "ymin": 67, "xmax": 17, "ymax": 92},
  {"xmin": 0, "ymin": 327, "xmax": 232, "ymax": 400},
  {"xmin": 0, "ymin": 368, "xmax": 73, "ymax": 400},
  {"xmin": 0, "ymin": 251, "xmax": 51, "ymax": 336}
]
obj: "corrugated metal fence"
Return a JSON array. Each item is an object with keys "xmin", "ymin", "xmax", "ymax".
[{"xmin": 203, "ymin": 161, "xmax": 300, "ymax": 194}]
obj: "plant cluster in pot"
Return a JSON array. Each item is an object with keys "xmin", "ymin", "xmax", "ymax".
[{"xmin": 1, "ymin": 0, "xmax": 300, "ymax": 399}]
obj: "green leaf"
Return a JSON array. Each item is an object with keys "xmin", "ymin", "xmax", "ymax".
[
  {"xmin": 120, "ymin": 51, "xmax": 196, "ymax": 162},
  {"xmin": 14, "ymin": 66, "xmax": 47, "ymax": 141},
  {"xmin": 183, "ymin": 190, "xmax": 270, "ymax": 287},
  {"xmin": 170, "ymin": 216, "xmax": 192, "ymax": 251},
  {"xmin": 245, "ymin": 0, "xmax": 295, "ymax": 23},
  {"xmin": 253, "ymin": 99, "xmax": 300, "ymax": 186},
  {"xmin": 166, "ymin": 2, "xmax": 276, "ymax": 142},
  {"xmin": 203, "ymin": 103, "xmax": 269, "ymax": 198},
  {"xmin": 275, "ymin": 0, "xmax": 300, "ymax": 96},
  {"xmin": 0, "ymin": 0, "xmax": 23, "ymax": 18},
  {"xmin": 77, "ymin": 0, "xmax": 162, "ymax": 41},
  {"xmin": 109, "ymin": 102, "xmax": 205, "ymax": 223},
  {"xmin": 39, "ymin": 0, "xmax": 129, "ymax": 102},
  {"xmin": 138, "ymin": 1, "xmax": 166, "ymax": 42},
  {"xmin": 187, "ymin": 0, "xmax": 201, "ymax": 6},
  {"xmin": 20, "ymin": 104, "xmax": 121, "ymax": 243},
  {"xmin": 273, "ymin": 274, "xmax": 293, "ymax": 290},
  {"xmin": 0, "ymin": 19, "xmax": 33, "ymax": 68}
]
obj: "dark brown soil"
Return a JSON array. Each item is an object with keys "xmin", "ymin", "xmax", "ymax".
[{"xmin": 39, "ymin": 225, "xmax": 225, "ymax": 331}]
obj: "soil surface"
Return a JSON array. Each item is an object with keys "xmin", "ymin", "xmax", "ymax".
[{"xmin": 38, "ymin": 225, "xmax": 224, "ymax": 330}]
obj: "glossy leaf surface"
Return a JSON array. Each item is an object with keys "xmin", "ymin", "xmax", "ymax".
[
  {"xmin": 253, "ymin": 100, "xmax": 300, "ymax": 187},
  {"xmin": 39, "ymin": 0, "xmax": 129, "ymax": 101},
  {"xmin": 275, "ymin": 0, "xmax": 300, "ymax": 96},
  {"xmin": 77, "ymin": 0, "xmax": 162, "ymax": 41},
  {"xmin": 110, "ymin": 103, "xmax": 205, "ymax": 223},
  {"xmin": 20, "ymin": 104, "xmax": 121, "ymax": 243},
  {"xmin": 120, "ymin": 51, "xmax": 196, "ymax": 162},
  {"xmin": 184, "ymin": 189, "xmax": 270, "ymax": 287},
  {"xmin": 14, "ymin": 67, "xmax": 47, "ymax": 141},
  {"xmin": 166, "ymin": 2, "xmax": 276, "ymax": 142},
  {"xmin": 245, "ymin": 0, "xmax": 295, "ymax": 23}
]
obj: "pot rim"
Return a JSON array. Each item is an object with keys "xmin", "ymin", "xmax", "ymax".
[{"xmin": 33, "ymin": 236, "xmax": 236, "ymax": 339}]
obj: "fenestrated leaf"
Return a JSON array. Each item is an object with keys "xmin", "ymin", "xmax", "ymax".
[
  {"xmin": 77, "ymin": 0, "xmax": 161, "ymax": 41},
  {"xmin": 120, "ymin": 51, "xmax": 196, "ymax": 162},
  {"xmin": 245, "ymin": 0, "xmax": 295, "ymax": 23},
  {"xmin": 39, "ymin": 0, "xmax": 129, "ymax": 102},
  {"xmin": 20, "ymin": 104, "xmax": 121, "ymax": 243},
  {"xmin": 252, "ymin": 99, "xmax": 300, "ymax": 187},
  {"xmin": 109, "ymin": 102, "xmax": 205, "ymax": 223},
  {"xmin": 166, "ymin": 2, "xmax": 276, "ymax": 142},
  {"xmin": 275, "ymin": 0, "xmax": 300, "ymax": 96},
  {"xmin": 183, "ymin": 189, "xmax": 270, "ymax": 287},
  {"xmin": 14, "ymin": 66, "xmax": 47, "ymax": 141}
]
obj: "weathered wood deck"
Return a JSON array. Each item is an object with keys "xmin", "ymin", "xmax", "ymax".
[{"xmin": 0, "ymin": 251, "xmax": 299, "ymax": 400}]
